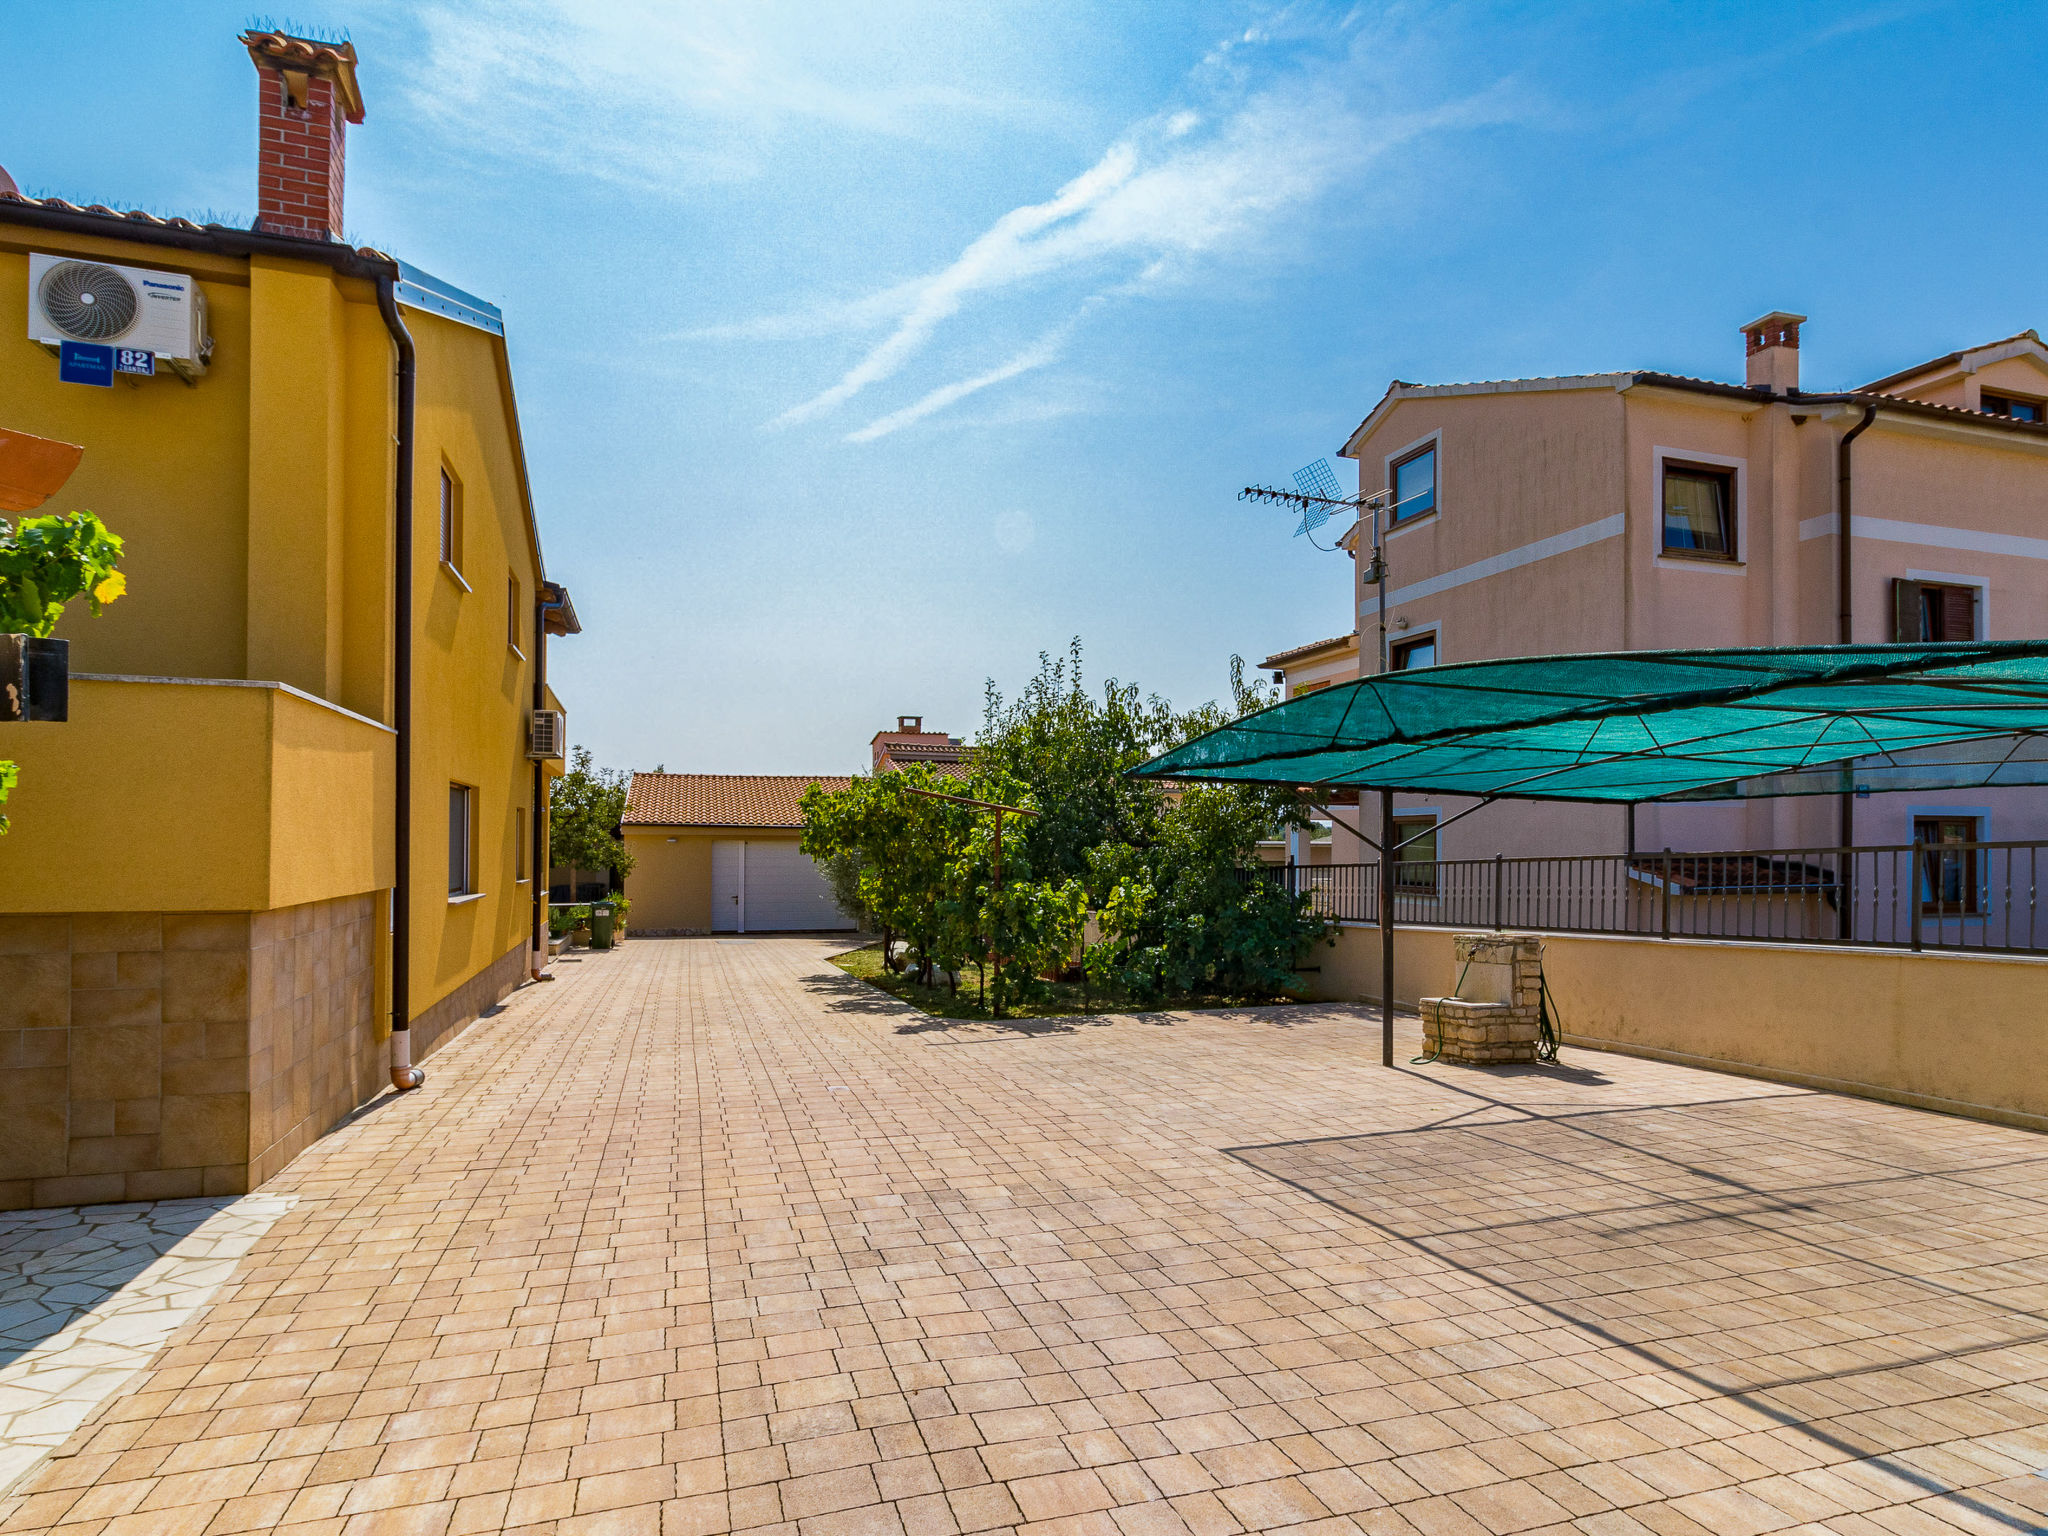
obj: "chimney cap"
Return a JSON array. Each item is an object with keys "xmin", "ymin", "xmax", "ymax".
[
  {"xmin": 241, "ymin": 29, "xmax": 365, "ymax": 122},
  {"xmin": 1742, "ymin": 310, "xmax": 1807, "ymax": 337}
]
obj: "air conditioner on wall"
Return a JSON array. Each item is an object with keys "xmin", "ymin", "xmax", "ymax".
[
  {"xmin": 27, "ymin": 253, "xmax": 212, "ymax": 379},
  {"xmin": 529, "ymin": 709, "xmax": 565, "ymax": 761}
]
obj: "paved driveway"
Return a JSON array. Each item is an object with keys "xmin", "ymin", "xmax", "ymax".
[{"xmin": 4, "ymin": 936, "xmax": 2047, "ymax": 1536}]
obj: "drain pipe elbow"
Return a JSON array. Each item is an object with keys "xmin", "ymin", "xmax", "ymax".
[{"xmin": 390, "ymin": 1026, "xmax": 425, "ymax": 1091}]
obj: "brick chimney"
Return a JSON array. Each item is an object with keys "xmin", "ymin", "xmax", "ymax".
[
  {"xmin": 1743, "ymin": 311, "xmax": 1805, "ymax": 394},
  {"xmin": 242, "ymin": 30, "xmax": 366, "ymax": 241}
]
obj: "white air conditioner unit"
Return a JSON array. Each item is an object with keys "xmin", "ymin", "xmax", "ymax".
[
  {"xmin": 529, "ymin": 709, "xmax": 565, "ymax": 761},
  {"xmin": 27, "ymin": 253, "xmax": 211, "ymax": 379}
]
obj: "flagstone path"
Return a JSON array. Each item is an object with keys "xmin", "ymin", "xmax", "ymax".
[{"xmin": 1, "ymin": 935, "xmax": 2045, "ymax": 1536}]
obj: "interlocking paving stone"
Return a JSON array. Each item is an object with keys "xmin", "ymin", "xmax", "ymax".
[
  {"xmin": 0, "ymin": 936, "xmax": 2043, "ymax": 1535},
  {"xmin": 0, "ymin": 1196, "xmax": 296, "ymax": 1500}
]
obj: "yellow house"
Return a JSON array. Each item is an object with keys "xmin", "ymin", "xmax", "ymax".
[
  {"xmin": 624, "ymin": 775, "xmax": 857, "ymax": 934},
  {"xmin": 621, "ymin": 719, "xmax": 966, "ymax": 933},
  {"xmin": 0, "ymin": 31, "xmax": 578, "ymax": 1208}
]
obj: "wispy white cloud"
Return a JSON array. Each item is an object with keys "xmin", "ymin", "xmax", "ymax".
[
  {"xmin": 844, "ymin": 320, "xmax": 1078, "ymax": 443},
  {"xmin": 753, "ymin": 34, "xmax": 1529, "ymax": 437},
  {"xmin": 772, "ymin": 153, "xmax": 1135, "ymax": 427},
  {"xmin": 388, "ymin": 0, "xmax": 1037, "ymax": 187}
]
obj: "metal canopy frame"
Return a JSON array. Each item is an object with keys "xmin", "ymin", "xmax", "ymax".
[{"xmin": 1132, "ymin": 640, "xmax": 2048, "ymax": 1067}]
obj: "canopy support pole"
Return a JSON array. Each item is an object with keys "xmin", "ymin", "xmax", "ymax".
[{"xmin": 1380, "ymin": 787, "xmax": 1395, "ymax": 1067}]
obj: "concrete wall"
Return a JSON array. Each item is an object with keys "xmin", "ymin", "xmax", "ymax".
[{"xmin": 1306, "ymin": 922, "xmax": 2048, "ymax": 1131}]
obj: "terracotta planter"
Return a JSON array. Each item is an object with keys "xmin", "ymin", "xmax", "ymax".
[{"xmin": 0, "ymin": 634, "xmax": 67, "ymax": 722}]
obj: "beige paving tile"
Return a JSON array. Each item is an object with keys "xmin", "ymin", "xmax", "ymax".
[{"xmin": 0, "ymin": 938, "xmax": 2041, "ymax": 1536}]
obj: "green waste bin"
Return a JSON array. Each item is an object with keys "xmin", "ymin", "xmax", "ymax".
[{"xmin": 589, "ymin": 903, "xmax": 615, "ymax": 949}]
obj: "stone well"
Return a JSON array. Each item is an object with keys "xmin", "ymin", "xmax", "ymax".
[{"xmin": 1421, "ymin": 932, "xmax": 1545, "ymax": 1064}]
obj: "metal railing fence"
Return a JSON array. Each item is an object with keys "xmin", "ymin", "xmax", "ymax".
[{"xmin": 1255, "ymin": 839, "xmax": 2048, "ymax": 955}]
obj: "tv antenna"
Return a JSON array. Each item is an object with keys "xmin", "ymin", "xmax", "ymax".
[{"xmin": 1245, "ymin": 460, "xmax": 1406, "ymax": 672}]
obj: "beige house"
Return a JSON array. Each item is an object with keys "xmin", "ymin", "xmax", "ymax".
[
  {"xmin": 1258, "ymin": 634, "xmax": 1359, "ymax": 865},
  {"xmin": 1273, "ymin": 314, "xmax": 2048, "ymax": 865}
]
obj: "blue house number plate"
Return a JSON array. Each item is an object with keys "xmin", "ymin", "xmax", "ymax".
[{"xmin": 57, "ymin": 342, "xmax": 154, "ymax": 385}]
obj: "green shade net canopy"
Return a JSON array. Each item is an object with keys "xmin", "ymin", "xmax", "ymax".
[{"xmin": 1134, "ymin": 642, "xmax": 2048, "ymax": 803}]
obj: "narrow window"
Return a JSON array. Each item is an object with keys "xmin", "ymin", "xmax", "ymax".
[
  {"xmin": 1661, "ymin": 463, "xmax": 1735, "ymax": 559},
  {"xmin": 1914, "ymin": 815, "xmax": 1979, "ymax": 914},
  {"xmin": 516, "ymin": 807, "xmax": 528, "ymax": 883},
  {"xmin": 508, "ymin": 572, "xmax": 523, "ymax": 651},
  {"xmin": 1392, "ymin": 815, "xmax": 1438, "ymax": 894},
  {"xmin": 448, "ymin": 783, "xmax": 474, "ymax": 896},
  {"xmin": 439, "ymin": 468, "xmax": 463, "ymax": 572},
  {"xmin": 1981, "ymin": 391, "xmax": 2043, "ymax": 423},
  {"xmin": 1390, "ymin": 634, "xmax": 1437, "ymax": 670},
  {"xmin": 1891, "ymin": 578, "xmax": 1978, "ymax": 641},
  {"xmin": 1391, "ymin": 445, "xmax": 1436, "ymax": 525}
]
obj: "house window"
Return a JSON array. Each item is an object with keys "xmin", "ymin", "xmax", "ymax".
[
  {"xmin": 1392, "ymin": 814, "xmax": 1438, "ymax": 893},
  {"xmin": 1981, "ymin": 391, "xmax": 2043, "ymax": 423},
  {"xmin": 448, "ymin": 784, "xmax": 474, "ymax": 896},
  {"xmin": 1662, "ymin": 463, "xmax": 1735, "ymax": 559},
  {"xmin": 516, "ymin": 807, "xmax": 528, "ymax": 883},
  {"xmin": 1391, "ymin": 634, "xmax": 1437, "ymax": 670},
  {"xmin": 439, "ymin": 467, "xmax": 463, "ymax": 572},
  {"xmin": 1892, "ymin": 578, "xmax": 1978, "ymax": 642},
  {"xmin": 1391, "ymin": 445, "xmax": 1436, "ymax": 525},
  {"xmin": 508, "ymin": 572, "xmax": 523, "ymax": 651},
  {"xmin": 1914, "ymin": 816, "xmax": 1980, "ymax": 913}
]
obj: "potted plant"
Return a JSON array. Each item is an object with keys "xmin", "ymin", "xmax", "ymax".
[{"xmin": 1, "ymin": 510, "xmax": 125, "ymax": 723}]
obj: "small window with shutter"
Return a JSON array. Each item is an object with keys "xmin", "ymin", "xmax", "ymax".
[{"xmin": 1891, "ymin": 578, "xmax": 1980, "ymax": 642}]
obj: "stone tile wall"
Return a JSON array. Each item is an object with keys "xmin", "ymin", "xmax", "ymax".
[
  {"xmin": 0, "ymin": 895, "xmax": 381, "ymax": 1210},
  {"xmin": 248, "ymin": 895, "xmax": 382, "ymax": 1189}
]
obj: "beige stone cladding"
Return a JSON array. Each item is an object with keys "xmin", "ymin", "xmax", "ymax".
[
  {"xmin": 1421, "ymin": 931, "xmax": 1546, "ymax": 1063},
  {"xmin": 248, "ymin": 895, "xmax": 383, "ymax": 1189},
  {"xmin": 0, "ymin": 894, "xmax": 380, "ymax": 1209}
]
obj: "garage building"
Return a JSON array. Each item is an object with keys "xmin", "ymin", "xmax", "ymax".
[{"xmin": 623, "ymin": 774, "xmax": 858, "ymax": 934}]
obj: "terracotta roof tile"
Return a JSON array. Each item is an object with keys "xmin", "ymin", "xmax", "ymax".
[
  {"xmin": 1261, "ymin": 632, "xmax": 1358, "ymax": 668},
  {"xmin": 0, "ymin": 192, "xmax": 391, "ymax": 253},
  {"xmin": 625, "ymin": 773, "xmax": 851, "ymax": 828}
]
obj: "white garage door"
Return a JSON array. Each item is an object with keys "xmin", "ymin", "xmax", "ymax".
[{"xmin": 710, "ymin": 839, "xmax": 856, "ymax": 933}]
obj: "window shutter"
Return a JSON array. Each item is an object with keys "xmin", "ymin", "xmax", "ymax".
[
  {"xmin": 1940, "ymin": 583, "xmax": 1977, "ymax": 641},
  {"xmin": 1892, "ymin": 577, "xmax": 1922, "ymax": 642}
]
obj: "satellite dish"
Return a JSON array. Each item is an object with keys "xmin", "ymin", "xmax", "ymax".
[{"xmin": 38, "ymin": 261, "xmax": 138, "ymax": 341}]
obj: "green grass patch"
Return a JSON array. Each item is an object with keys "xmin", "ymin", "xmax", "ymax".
[{"xmin": 828, "ymin": 942, "xmax": 1300, "ymax": 1022}]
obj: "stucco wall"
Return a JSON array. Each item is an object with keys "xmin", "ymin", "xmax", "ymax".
[
  {"xmin": 624, "ymin": 830, "xmax": 812, "ymax": 934},
  {"xmin": 1306, "ymin": 922, "xmax": 2048, "ymax": 1130}
]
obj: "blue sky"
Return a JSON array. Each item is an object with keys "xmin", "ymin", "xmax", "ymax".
[{"xmin": 5, "ymin": 2, "xmax": 2043, "ymax": 772}]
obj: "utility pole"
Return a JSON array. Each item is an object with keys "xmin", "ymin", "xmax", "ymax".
[
  {"xmin": 1242, "ymin": 472, "xmax": 1413, "ymax": 1066},
  {"xmin": 1365, "ymin": 490, "xmax": 1396, "ymax": 1069}
]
